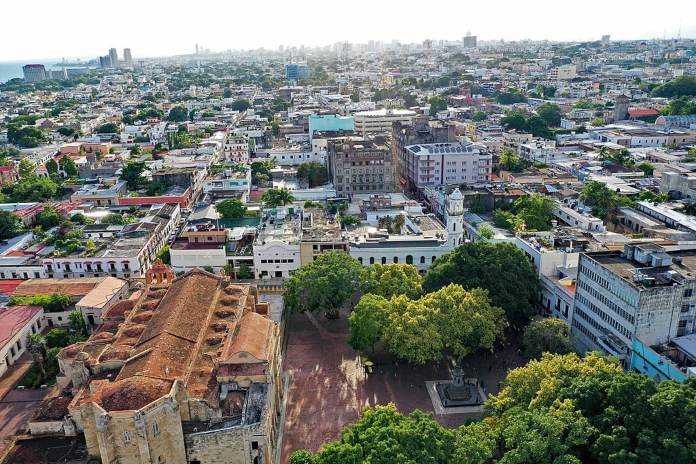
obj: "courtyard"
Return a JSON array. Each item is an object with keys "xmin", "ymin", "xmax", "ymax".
[{"xmin": 279, "ymin": 308, "xmax": 526, "ymax": 461}]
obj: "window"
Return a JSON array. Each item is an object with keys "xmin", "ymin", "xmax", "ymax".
[
  {"xmin": 369, "ymin": 257, "xmax": 375, "ymax": 265},
  {"xmin": 251, "ymin": 441, "xmax": 259, "ymax": 450},
  {"xmin": 123, "ymin": 431, "xmax": 131, "ymax": 443},
  {"xmin": 420, "ymin": 256, "xmax": 425, "ymax": 264},
  {"xmin": 406, "ymin": 255, "xmax": 413, "ymax": 265},
  {"xmin": 393, "ymin": 256, "xmax": 398, "ymax": 263},
  {"xmin": 152, "ymin": 421, "xmax": 160, "ymax": 436},
  {"xmin": 358, "ymin": 257, "xmax": 363, "ymax": 264},
  {"xmin": 381, "ymin": 257, "xmax": 387, "ymax": 264},
  {"xmin": 685, "ymin": 289, "xmax": 694, "ymax": 298},
  {"xmin": 432, "ymin": 256, "xmax": 436, "ymax": 263}
]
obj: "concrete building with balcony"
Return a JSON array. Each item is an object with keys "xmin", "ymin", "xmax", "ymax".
[
  {"xmin": 253, "ymin": 213, "xmax": 301, "ymax": 279},
  {"xmin": 299, "ymin": 208, "xmax": 347, "ymax": 266},
  {"xmin": 403, "ymin": 141, "xmax": 491, "ymax": 190}
]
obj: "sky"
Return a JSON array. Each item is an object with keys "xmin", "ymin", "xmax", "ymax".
[{"xmin": 2, "ymin": 0, "xmax": 696, "ymax": 61}]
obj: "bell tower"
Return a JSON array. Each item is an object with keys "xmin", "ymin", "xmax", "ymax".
[{"xmin": 446, "ymin": 188, "xmax": 464, "ymax": 248}]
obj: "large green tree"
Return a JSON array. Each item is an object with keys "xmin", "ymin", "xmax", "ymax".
[
  {"xmin": 119, "ymin": 161, "xmax": 147, "ymax": 190},
  {"xmin": 215, "ymin": 198, "xmax": 247, "ymax": 219},
  {"xmin": 284, "ymin": 251, "xmax": 368, "ymax": 317},
  {"xmin": 536, "ymin": 103, "xmax": 562, "ymax": 127},
  {"xmin": 522, "ymin": 318, "xmax": 574, "ymax": 359},
  {"xmin": 423, "ymin": 242, "xmax": 539, "ymax": 325},
  {"xmin": 0, "ymin": 210, "xmax": 21, "ymax": 239},
  {"xmin": 366, "ymin": 264, "xmax": 422, "ymax": 299},
  {"xmin": 580, "ymin": 181, "xmax": 633, "ymax": 219},
  {"xmin": 296, "ymin": 162, "xmax": 328, "ymax": 188},
  {"xmin": 167, "ymin": 106, "xmax": 188, "ymax": 122}
]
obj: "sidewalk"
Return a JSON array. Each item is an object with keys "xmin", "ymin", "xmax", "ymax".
[{"xmin": 0, "ymin": 354, "xmax": 33, "ymax": 402}]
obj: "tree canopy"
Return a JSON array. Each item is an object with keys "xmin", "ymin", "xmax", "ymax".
[
  {"xmin": 262, "ymin": 188, "xmax": 295, "ymax": 207},
  {"xmin": 215, "ymin": 198, "xmax": 247, "ymax": 219},
  {"xmin": 0, "ymin": 210, "xmax": 21, "ymax": 239},
  {"xmin": 492, "ymin": 194, "xmax": 555, "ymax": 233},
  {"xmin": 423, "ymin": 242, "xmax": 539, "ymax": 325},
  {"xmin": 284, "ymin": 252, "xmax": 368, "ymax": 317},
  {"xmin": 167, "ymin": 106, "xmax": 188, "ymax": 122},
  {"xmin": 535, "ymin": 103, "xmax": 562, "ymax": 127},
  {"xmin": 580, "ymin": 180, "xmax": 633, "ymax": 219},
  {"xmin": 119, "ymin": 161, "xmax": 147, "ymax": 190},
  {"xmin": 651, "ymin": 75, "xmax": 696, "ymax": 98},
  {"xmin": 366, "ymin": 264, "xmax": 422, "ymax": 300},
  {"xmin": 293, "ymin": 352, "xmax": 696, "ymax": 464},
  {"xmin": 522, "ymin": 318, "xmax": 574, "ymax": 359},
  {"xmin": 231, "ymin": 99, "xmax": 252, "ymax": 112},
  {"xmin": 296, "ymin": 162, "xmax": 328, "ymax": 188}
]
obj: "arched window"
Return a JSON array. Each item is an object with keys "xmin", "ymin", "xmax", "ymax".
[
  {"xmin": 420, "ymin": 256, "xmax": 426, "ymax": 264},
  {"xmin": 393, "ymin": 256, "xmax": 399, "ymax": 263},
  {"xmin": 432, "ymin": 256, "xmax": 437, "ymax": 263},
  {"xmin": 406, "ymin": 255, "xmax": 413, "ymax": 265},
  {"xmin": 369, "ymin": 257, "xmax": 375, "ymax": 265},
  {"xmin": 381, "ymin": 257, "xmax": 387, "ymax": 264},
  {"xmin": 358, "ymin": 257, "xmax": 363, "ymax": 265}
]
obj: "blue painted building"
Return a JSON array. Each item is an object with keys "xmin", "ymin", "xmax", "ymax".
[
  {"xmin": 284, "ymin": 63, "xmax": 309, "ymax": 81},
  {"xmin": 308, "ymin": 114, "xmax": 354, "ymax": 143},
  {"xmin": 629, "ymin": 337, "xmax": 694, "ymax": 382}
]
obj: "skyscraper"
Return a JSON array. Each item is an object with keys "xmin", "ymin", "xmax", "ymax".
[
  {"xmin": 22, "ymin": 64, "xmax": 47, "ymax": 83},
  {"xmin": 99, "ymin": 55, "xmax": 111, "ymax": 68},
  {"xmin": 123, "ymin": 48, "xmax": 133, "ymax": 67},
  {"xmin": 462, "ymin": 33, "xmax": 477, "ymax": 48},
  {"xmin": 108, "ymin": 48, "xmax": 118, "ymax": 68}
]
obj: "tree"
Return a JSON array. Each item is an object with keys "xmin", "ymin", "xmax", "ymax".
[
  {"xmin": 498, "ymin": 148, "xmax": 529, "ymax": 172},
  {"xmin": 637, "ymin": 161, "xmax": 654, "ymax": 176},
  {"xmin": 494, "ymin": 89, "xmax": 527, "ymax": 104},
  {"xmin": 428, "ymin": 96, "xmax": 448, "ymax": 116},
  {"xmin": 45, "ymin": 158, "xmax": 59, "ymax": 176},
  {"xmin": 251, "ymin": 159, "xmax": 277, "ymax": 186},
  {"xmin": 215, "ymin": 198, "xmax": 247, "ymax": 219},
  {"xmin": 27, "ymin": 333, "xmax": 48, "ymax": 381},
  {"xmin": 59, "ymin": 155, "xmax": 78, "ymax": 177},
  {"xmin": 366, "ymin": 264, "xmax": 422, "ymax": 299},
  {"xmin": 262, "ymin": 188, "xmax": 295, "ymax": 207},
  {"xmin": 522, "ymin": 318, "xmax": 574, "ymax": 359},
  {"xmin": 95, "ymin": 122, "xmax": 119, "ymax": 133},
  {"xmin": 423, "ymin": 242, "xmax": 539, "ymax": 325},
  {"xmin": 5, "ymin": 177, "xmax": 59, "ymax": 202},
  {"xmin": 18, "ymin": 159, "xmax": 36, "ymax": 180},
  {"xmin": 167, "ymin": 106, "xmax": 188, "ymax": 122},
  {"xmin": 580, "ymin": 181, "xmax": 633, "ymax": 219},
  {"xmin": 284, "ymin": 252, "xmax": 368, "ymax": 318},
  {"xmin": 296, "ymin": 162, "xmax": 328, "ymax": 187},
  {"xmin": 156, "ymin": 245, "xmax": 171, "ymax": 265},
  {"xmin": 512, "ymin": 194, "xmax": 555, "ymax": 231},
  {"xmin": 0, "ymin": 210, "xmax": 21, "ymax": 239},
  {"xmin": 472, "ymin": 111, "xmax": 487, "ymax": 122},
  {"xmin": 231, "ymin": 99, "xmax": 252, "ymax": 112},
  {"xmin": 37, "ymin": 208, "xmax": 60, "ymax": 229},
  {"xmin": 536, "ymin": 103, "xmax": 562, "ymax": 127},
  {"xmin": 348, "ymin": 293, "xmax": 391, "ymax": 353},
  {"xmin": 45, "ymin": 328, "xmax": 72, "ymax": 348},
  {"xmin": 289, "ymin": 450, "xmax": 315, "ymax": 464},
  {"xmin": 651, "ymin": 76, "xmax": 696, "ymax": 98},
  {"xmin": 120, "ymin": 160, "xmax": 146, "ymax": 190},
  {"xmin": 69, "ymin": 311, "xmax": 88, "ymax": 338},
  {"xmin": 340, "ymin": 214, "xmax": 361, "ymax": 228}
]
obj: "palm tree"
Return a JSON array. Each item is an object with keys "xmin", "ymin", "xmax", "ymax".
[
  {"xmin": 27, "ymin": 333, "xmax": 47, "ymax": 382},
  {"xmin": 262, "ymin": 188, "xmax": 295, "ymax": 207}
]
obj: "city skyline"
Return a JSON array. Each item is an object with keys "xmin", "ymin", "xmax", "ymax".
[{"xmin": 3, "ymin": 0, "xmax": 696, "ymax": 61}]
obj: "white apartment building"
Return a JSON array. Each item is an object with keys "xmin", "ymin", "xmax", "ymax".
[
  {"xmin": 572, "ymin": 243, "xmax": 696, "ymax": 362},
  {"xmin": 554, "ymin": 204, "xmax": 606, "ymax": 232},
  {"xmin": 353, "ymin": 109, "xmax": 417, "ymax": 136},
  {"xmin": 225, "ymin": 134, "xmax": 250, "ymax": 163},
  {"xmin": 253, "ymin": 215, "xmax": 301, "ymax": 279},
  {"xmin": 404, "ymin": 141, "xmax": 492, "ymax": 189},
  {"xmin": 0, "ymin": 305, "xmax": 44, "ymax": 378}
]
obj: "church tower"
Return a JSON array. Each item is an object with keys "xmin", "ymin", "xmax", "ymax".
[{"xmin": 445, "ymin": 188, "xmax": 464, "ymax": 248}]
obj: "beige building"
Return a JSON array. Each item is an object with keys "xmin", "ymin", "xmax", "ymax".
[
  {"xmin": 53, "ymin": 262, "xmax": 282, "ymax": 464},
  {"xmin": 299, "ymin": 207, "xmax": 348, "ymax": 265},
  {"xmin": 327, "ymin": 136, "xmax": 396, "ymax": 195}
]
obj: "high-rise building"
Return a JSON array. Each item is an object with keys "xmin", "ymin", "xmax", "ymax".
[
  {"xmin": 284, "ymin": 63, "xmax": 309, "ymax": 81},
  {"xmin": 462, "ymin": 34, "xmax": 477, "ymax": 48},
  {"xmin": 99, "ymin": 55, "xmax": 111, "ymax": 68},
  {"xmin": 123, "ymin": 48, "xmax": 133, "ymax": 67},
  {"xmin": 22, "ymin": 64, "xmax": 47, "ymax": 83},
  {"xmin": 108, "ymin": 48, "xmax": 118, "ymax": 68}
]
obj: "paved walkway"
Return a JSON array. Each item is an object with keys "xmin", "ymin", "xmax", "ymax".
[
  {"xmin": 279, "ymin": 310, "xmax": 526, "ymax": 461},
  {"xmin": 0, "ymin": 353, "xmax": 56, "ymax": 454}
]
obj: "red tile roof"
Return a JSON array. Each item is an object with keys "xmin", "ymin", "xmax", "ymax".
[
  {"xmin": 0, "ymin": 305, "xmax": 42, "ymax": 350},
  {"xmin": 628, "ymin": 109, "xmax": 659, "ymax": 118}
]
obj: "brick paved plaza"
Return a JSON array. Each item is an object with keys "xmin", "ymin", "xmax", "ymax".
[{"xmin": 280, "ymin": 309, "xmax": 525, "ymax": 461}]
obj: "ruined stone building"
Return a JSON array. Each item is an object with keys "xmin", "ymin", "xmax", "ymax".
[{"xmin": 53, "ymin": 262, "xmax": 282, "ymax": 464}]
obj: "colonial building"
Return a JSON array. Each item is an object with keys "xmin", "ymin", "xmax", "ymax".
[
  {"xmin": 327, "ymin": 136, "xmax": 396, "ymax": 195},
  {"xmin": 55, "ymin": 263, "xmax": 282, "ymax": 464}
]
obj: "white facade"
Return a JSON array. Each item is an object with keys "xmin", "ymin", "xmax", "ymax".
[
  {"xmin": 404, "ymin": 142, "xmax": 492, "ymax": 188},
  {"xmin": 170, "ymin": 246, "xmax": 227, "ymax": 273},
  {"xmin": 554, "ymin": 204, "xmax": 606, "ymax": 232},
  {"xmin": 353, "ymin": 109, "xmax": 417, "ymax": 136},
  {"xmin": 253, "ymin": 241, "xmax": 301, "ymax": 279},
  {"xmin": 0, "ymin": 307, "xmax": 44, "ymax": 378}
]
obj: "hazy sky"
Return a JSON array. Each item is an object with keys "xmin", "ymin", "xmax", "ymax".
[{"xmin": 3, "ymin": 0, "xmax": 696, "ymax": 61}]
